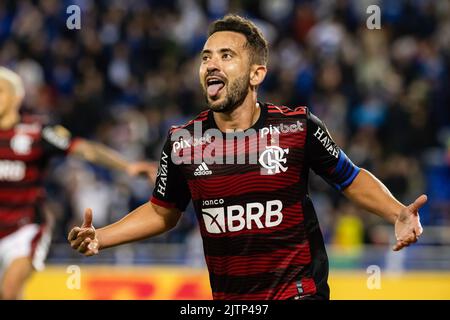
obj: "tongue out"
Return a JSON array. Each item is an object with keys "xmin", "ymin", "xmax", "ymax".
[{"xmin": 207, "ymin": 83, "xmax": 224, "ymax": 97}]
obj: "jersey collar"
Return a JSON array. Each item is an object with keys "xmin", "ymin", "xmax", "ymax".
[{"xmin": 207, "ymin": 101, "xmax": 268, "ymax": 132}]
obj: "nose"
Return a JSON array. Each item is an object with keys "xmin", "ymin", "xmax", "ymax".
[{"xmin": 206, "ymin": 57, "xmax": 220, "ymax": 73}]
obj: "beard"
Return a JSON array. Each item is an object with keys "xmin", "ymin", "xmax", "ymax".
[{"xmin": 204, "ymin": 73, "xmax": 250, "ymax": 113}]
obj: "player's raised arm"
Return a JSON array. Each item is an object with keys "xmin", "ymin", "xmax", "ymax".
[
  {"xmin": 69, "ymin": 138, "xmax": 157, "ymax": 182},
  {"xmin": 68, "ymin": 202, "xmax": 182, "ymax": 256},
  {"xmin": 40, "ymin": 125, "xmax": 157, "ymax": 182}
]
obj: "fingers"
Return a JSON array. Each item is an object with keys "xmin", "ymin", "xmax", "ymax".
[
  {"xmin": 69, "ymin": 228, "xmax": 95, "ymax": 250},
  {"xmin": 393, "ymin": 237, "xmax": 412, "ymax": 251},
  {"xmin": 68, "ymin": 208, "xmax": 94, "ymax": 242},
  {"xmin": 67, "ymin": 227, "xmax": 81, "ymax": 242},
  {"xmin": 408, "ymin": 194, "xmax": 428, "ymax": 213},
  {"xmin": 404, "ymin": 234, "xmax": 418, "ymax": 245},
  {"xmin": 70, "ymin": 234, "xmax": 86, "ymax": 250},
  {"xmin": 393, "ymin": 229, "xmax": 420, "ymax": 251},
  {"xmin": 87, "ymin": 240, "xmax": 99, "ymax": 255},
  {"xmin": 414, "ymin": 224, "xmax": 423, "ymax": 237},
  {"xmin": 82, "ymin": 208, "xmax": 93, "ymax": 228},
  {"xmin": 67, "ymin": 209, "xmax": 98, "ymax": 256},
  {"xmin": 77, "ymin": 238, "xmax": 91, "ymax": 253},
  {"xmin": 393, "ymin": 241, "xmax": 407, "ymax": 251},
  {"xmin": 77, "ymin": 238, "xmax": 99, "ymax": 256}
]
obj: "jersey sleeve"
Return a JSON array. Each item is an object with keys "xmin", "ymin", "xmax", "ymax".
[
  {"xmin": 41, "ymin": 125, "xmax": 79, "ymax": 157},
  {"xmin": 306, "ymin": 111, "xmax": 360, "ymax": 191},
  {"xmin": 150, "ymin": 131, "xmax": 191, "ymax": 212}
]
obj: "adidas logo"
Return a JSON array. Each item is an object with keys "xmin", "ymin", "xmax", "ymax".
[{"xmin": 194, "ymin": 162, "xmax": 212, "ymax": 176}]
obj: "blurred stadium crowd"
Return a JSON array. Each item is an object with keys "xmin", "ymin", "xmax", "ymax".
[{"xmin": 0, "ymin": 0, "xmax": 449, "ymax": 265}]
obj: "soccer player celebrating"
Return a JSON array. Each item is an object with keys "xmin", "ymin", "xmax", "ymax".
[
  {"xmin": 0, "ymin": 67, "xmax": 156, "ymax": 299},
  {"xmin": 69, "ymin": 15, "xmax": 426, "ymax": 300}
]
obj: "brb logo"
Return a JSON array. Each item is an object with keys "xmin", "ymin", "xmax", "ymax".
[
  {"xmin": 201, "ymin": 200, "xmax": 283, "ymax": 234},
  {"xmin": 258, "ymin": 146, "xmax": 289, "ymax": 175}
]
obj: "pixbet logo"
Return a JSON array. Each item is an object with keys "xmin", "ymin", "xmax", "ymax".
[
  {"xmin": 259, "ymin": 121, "xmax": 304, "ymax": 137},
  {"xmin": 170, "ymin": 121, "xmax": 282, "ymax": 166},
  {"xmin": 201, "ymin": 200, "xmax": 283, "ymax": 234},
  {"xmin": 172, "ymin": 133, "xmax": 213, "ymax": 153}
]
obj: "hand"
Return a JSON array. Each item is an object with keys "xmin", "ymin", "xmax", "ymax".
[
  {"xmin": 393, "ymin": 194, "xmax": 427, "ymax": 251},
  {"xmin": 68, "ymin": 208, "xmax": 99, "ymax": 256},
  {"xmin": 127, "ymin": 161, "xmax": 158, "ymax": 184}
]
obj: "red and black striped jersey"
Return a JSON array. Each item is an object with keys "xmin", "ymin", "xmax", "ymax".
[
  {"xmin": 151, "ymin": 103, "xmax": 360, "ymax": 300},
  {"xmin": 0, "ymin": 122, "xmax": 77, "ymax": 238}
]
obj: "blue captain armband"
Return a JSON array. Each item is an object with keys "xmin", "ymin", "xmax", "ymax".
[{"xmin": 330, "ymin": 150, "xmax": 360, "ymax": 191}]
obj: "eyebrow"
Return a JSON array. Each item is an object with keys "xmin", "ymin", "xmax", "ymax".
[{"xmin": 200, "ymin": 48, "xmax": 238, "ymax": 56}]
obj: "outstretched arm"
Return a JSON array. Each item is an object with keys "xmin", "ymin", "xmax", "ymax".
[
  {"xmin": 343, "ymin": 169, "xmax": 426, "ymax": 251},
  {"xmin": 68, "ymin": 129, "xmax": 192, "ymax": 256},
  {"xmin": 68, "ymin": 202, "xmax": 182, "ymax": 256},
  {"xmin": 70, "ymin": 139, "xmax": 157, "ymax": 181},
  {"xmin": 305, "ymin": 111, "xmax": 426, "ymax": 252}
]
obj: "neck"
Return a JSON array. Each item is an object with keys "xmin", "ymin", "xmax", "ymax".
[
  {"xmin": 213, "ymin": 93, "xmax": 260, "ymax": 132},
  {"xmin": 0, "ymin": 111, "xmax": 19, "ymax": 130}
]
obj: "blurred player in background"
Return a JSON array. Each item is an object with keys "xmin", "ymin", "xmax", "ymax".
[
  {"xmin": 0, "ymin": 66, "xmax": 156, "ymax": 299},
  {"xmin": 69, "ymin": 15, "xmax": 427, "ymax": 300}
]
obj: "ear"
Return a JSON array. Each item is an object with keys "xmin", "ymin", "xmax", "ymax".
[{"xmin": 249, "ymin": 65, "xmax": 267, "ymax": 87}]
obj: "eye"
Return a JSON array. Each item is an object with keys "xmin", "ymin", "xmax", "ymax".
[
  {"xmin": 222, "ymin": 53, "xmax": 232, "ymax": 60},
  {"xmin": 201, "ymin": 55, "xmax": 210, "ymax": 62}
]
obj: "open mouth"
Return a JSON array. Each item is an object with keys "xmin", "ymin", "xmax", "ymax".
[{"xmin": 206, "ymin": 77, "xmax": 225, "ymax": 98}]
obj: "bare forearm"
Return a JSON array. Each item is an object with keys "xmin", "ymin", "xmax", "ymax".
[
  {"xmin": 343, "ymin": 169, "xmax": 405, "ymax": 224},
  {"xmin": 96, "ymin": 202, "xmax": 180, "ymax": 250},
  {"xmin": 71, "ymin": 139, "xmax": 129, "ymax": 172}
]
